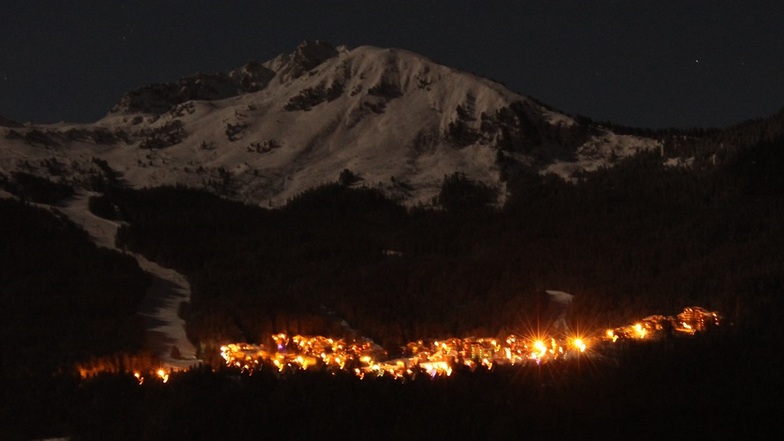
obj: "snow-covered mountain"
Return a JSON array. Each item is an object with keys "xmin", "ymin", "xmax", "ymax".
[{"xmin": 0, "ymin": 40, "xmax": 659, "ymax": 207}]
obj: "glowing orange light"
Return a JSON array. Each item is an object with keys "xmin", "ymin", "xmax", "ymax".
[
  {"xmin": 208, "ymin": 307, "xmax": 721, "ymax": 381},
  {"xmin": 633, "ymin": 323, "xmax": 647, "ymax": 339}
]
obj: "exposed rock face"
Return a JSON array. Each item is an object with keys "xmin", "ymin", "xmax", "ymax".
[
  {"xmin": 111, "ymin": 62, "xmax": 276, "ymax": 115},
  {"xmin": 111, "ymin": 40, "xmax": 340, "ymax": 116},
  {"xmin": 264, "ymin": 40, "xmax": 340, "ymax": 84}
]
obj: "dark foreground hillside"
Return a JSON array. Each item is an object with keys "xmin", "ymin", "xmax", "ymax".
[{"xmin": 5, "ymin": 334, "xmax": 783, "ymax": 440}]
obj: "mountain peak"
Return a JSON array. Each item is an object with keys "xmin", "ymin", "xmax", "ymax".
[
  {"xmin": 295, "ymin": 39, "xmax": 339, "ymax": 63},
  {"xmin": 264, "ymin": 40, "xmax": 340, "ymax": 84},
  {"xmin": 110, "ymin": 40, "xmax": 340, "ymax": 116},
  {"xmin": 1, "ymin": 41, "xmax": 663, "ymax": 208}
]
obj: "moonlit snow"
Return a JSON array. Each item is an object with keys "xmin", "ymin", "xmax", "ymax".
[{"xmin": 0, "ymin": 41, "xmax": 660, "ymax": 209}]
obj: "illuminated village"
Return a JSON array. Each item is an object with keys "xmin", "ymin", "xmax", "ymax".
[
  {"xmin": 218, "ymin": 306, "xmax": 722, "ymax": 380},
  {"xmin": 77, "ymin": 306, "xmax": 720, "ymax": 384}
]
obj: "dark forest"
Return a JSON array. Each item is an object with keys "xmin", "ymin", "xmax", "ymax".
[{"xmin": 2, "ymin": 125, "xmax": 784, "ymax": 439}]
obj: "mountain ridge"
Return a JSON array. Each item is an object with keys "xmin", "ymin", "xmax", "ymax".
[{"xmin": 2, "ymin": 41, "xmax": 662, "ymax": 207}]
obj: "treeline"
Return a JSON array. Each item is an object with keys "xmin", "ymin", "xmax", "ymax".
[
  {"xmin": 0, "ymin": 171, "xmax": 74, "ymax": 204},
  {"xmin": 586, "ymin": 106, "xmax": 784, "ymax": 163},
  {"xmin": 87, "ymin": 135, "xmax": 784, "ymax": 356}
]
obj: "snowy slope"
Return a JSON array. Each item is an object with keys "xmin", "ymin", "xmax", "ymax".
[
  {"xmin": 0, "ymin": 188, "xmax": 201, "ymax": 369},
  {"xmin": 0, "ymin": 41, "xmax": 661, "ymax": 207},
  {"xmin": 58, "ymin": 193, "xmax": 199, "ymax": 369}
]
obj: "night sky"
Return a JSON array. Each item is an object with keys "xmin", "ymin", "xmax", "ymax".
[{"xmin": 2, "ymin": 0, "xmax": 783, "ymax": 128}]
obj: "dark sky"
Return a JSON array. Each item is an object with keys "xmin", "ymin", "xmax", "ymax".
[{"xmin": 2, "ymin": 0, "xmax": 783, "ymax": 128}]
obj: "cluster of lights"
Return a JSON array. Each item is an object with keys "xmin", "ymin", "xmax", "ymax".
[
  {"xmin": 221, "ymin": 334, "xmax": 385, "ymax": 374},
  {"xmin": 604, "ymin": 307, "xmax": 721, "ymax": 343},
  {"xmin": 76, "ymin": 358, "xmax": 175, "ymax": 383},
  {"xmin": 220, "ymin": 332, "xmax": 593, "ymax": 380},
  {"xmin": 218, "ymin": 307, "xmax": 720, "ymax": 380},
  {"xmin": 129, "ymin": 368, "xmax": 171, "ymax": 385},
  {"xmin": 77, "ymin": 306, "xmax": 720, "ymax": 385}
]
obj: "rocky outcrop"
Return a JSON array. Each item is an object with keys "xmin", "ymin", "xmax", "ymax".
[
  {"xmin": 264, "ymin": 40, "xmax": 340, "ymax": 84},
  {"xmin": 111, "ymin": 63, "xmax": 275, "ymax": 115},
  {"xmin": 110, "ymin": 40, "xmax": 338, "ymax": 115}
]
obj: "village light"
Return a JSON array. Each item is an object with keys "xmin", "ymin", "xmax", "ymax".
[
  {"xmin": 633, "ymin": 323, "xmax": 647, "ymax": 339},
  {"xmin": 198, "ymin": 306, "xmax": 724, "ymax": 382},
  {"xmin": 529, "ymin": 339, "xmax": 549, "ymax": 362}
]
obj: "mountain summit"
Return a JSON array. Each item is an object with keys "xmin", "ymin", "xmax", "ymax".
[{"xmin": 0, "ymin": 41, "xmax": 659, "ymax": 206}]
